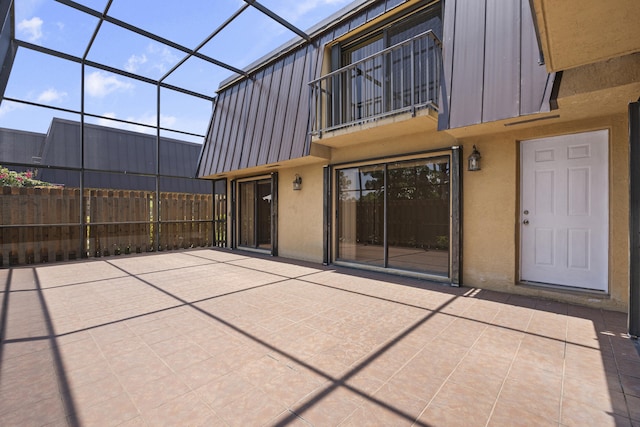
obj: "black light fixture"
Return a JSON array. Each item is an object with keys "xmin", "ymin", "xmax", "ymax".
[
  {"xmin": 468, "ymin": 145, "xmax": 481, "ymax": 171},
  {"xmin": 293, "ymin": 174, "xmax": 302, "ymax": 190}
]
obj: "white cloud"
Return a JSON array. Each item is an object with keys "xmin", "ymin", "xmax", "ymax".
[
  {"xmin": 0, "ymin": 101, "xmax": 25, "ymax": 118},
  {"xmin": 17, "ymin": 17, "xmax": 44, "ymax": 43},
  {"xmin": 147, "ymin": 44, "xmax": 179, "ymax": 74},
  {"xmin": 15, "ymin": 0, "xmax": 45, "ymax": 22},
  {"xmin": 85, "ymin": 71, "xmax": 134, "ymax": 98},
  {"xmin": 124, "ymin": 54, "xmax": 148, "ymax": 73},
  {"xmin": 36, "ymin": 88, "xmax": 67, "ymax": 103}
]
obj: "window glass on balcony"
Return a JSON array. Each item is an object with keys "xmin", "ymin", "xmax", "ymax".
[{"xmin": 311, "ymin": 4, "xmax": 442, "ymax": 135}]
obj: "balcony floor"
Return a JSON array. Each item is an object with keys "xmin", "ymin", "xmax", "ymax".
[{"xmin": 0, "ymin": 249, "xmax": 639, "ymax": 426}]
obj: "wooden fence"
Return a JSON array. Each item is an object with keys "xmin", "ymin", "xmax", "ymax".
[{"xmin": 0, "ymin": 186, "xmax": 221, "ymax": 267}]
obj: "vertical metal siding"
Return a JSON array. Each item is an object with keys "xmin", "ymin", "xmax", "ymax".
[
  {"xmin": 333, "ymin": 22, "xmax": 351, "ymax": 40},
  {"xmin": 281, "ymin": 47, "xmax": 310, "ymax": 161},
  {"xmin": 247, "ymin": 65, "xmax": 275, "ymax": 168},
  {"xmin": 232, "ymin": 78, "xmax": 255, "ymax": 171},
  {"xmin": 259, "ymin": 60, "xmax": 286, "ymax": 165},
  {"xmin": 276, "ymin": 48, "xmax": 305, "ymax": 162},
  {"xmin": 520, "ymin": 0, "xmax": 551, "ymax": 115},
  {"xmin": 245, "ymin": 68, "xmax": 272, "ymax": 167},
  {"xmin": 201, "ymin": 92, "xmax": 226, "ymax": 175},
  {"xmin": 0, "ymin": 129, "xmax": 45, "ymax": 164},
  {"xmin": 367, "ymin": 3, "xmax": 385, "ymax": 21},
  {"xmin": 297, "ymin": 34, "xmax": 333, "ymax": 158},
  {"xmin": 292, "ymin": 44, "xmax": 317, "ymax": 159},
  {"xmin": 268, "ymin": 53, "xmax": 296, "ymax": 164},
  {"xmin": 349, "ymin": 11, "xmax": 367, "ymax": 30},
  {"xmin": 206, "ymin": 97, "xmax": 224, "ymax": 176},
  {"xmin": 240, "ymin": 68, "xmax": 266, "ymax": 169},
  {"xmin": 385, "ymin": 0, "xmax": 405, "ymax": 9},
  {"xmin": 202, "ymin": 0, "xmax": 426, "ymax": 176},
  {"xmin": 213, "ymin": 87, "xmax": 236, "ymax": 174},
  {"xmin": 222, "ymin": 83, "xmax": 246, "ymax": 173},
  {"xmin": 198, "ymin": 108, "xmax": 216, "ymax": 176},
  {"xmin": 448, "ymin": 0, "xmax": 486, "ymax": 128},
  {"xmin": 225, "ymin": 79, "xmax": 249, "ymax": 171},
  {"xmin": 482, "ymin": 0, "xmax": 521, "ymax": 122},
  {"xmin": 45, "ymin": 120, "xmax": 82, "ymax": 168},
  {"xmin": 438, "ymin": 0, "xmax": 456, "ymax": 131},
  {"xmin": 444, "ymin": 0, "xmax": 552, "ymax": 129},
  {"xmin": 199, "ymin": 0, "xmax": 552, "ymax": 175}
]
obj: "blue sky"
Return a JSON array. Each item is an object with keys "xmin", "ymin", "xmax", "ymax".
[{"xmin": 0, "ymin": 0, "xmax": 353, "ymax": 143}]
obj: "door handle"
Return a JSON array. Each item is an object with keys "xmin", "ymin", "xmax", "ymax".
[{"xmin": 523, "ymin": 219, "xmax": 530, "ymax": 225}]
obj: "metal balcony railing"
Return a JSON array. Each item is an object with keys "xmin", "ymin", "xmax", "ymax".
[{"xmin": 310, "ymin": 30, "xmax": 442, "ymax": 136}]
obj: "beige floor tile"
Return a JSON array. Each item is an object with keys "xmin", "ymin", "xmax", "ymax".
[
  {"xmin": 497, "ymin": 377, "xmax": 561, "ymax": 423},
  {"xmin": 1, "ymin": 395, "xmax": 69, "ymax": 426},
  {"xmin": 175, "ymin": 356, "xmax": 232, "ymax": 390},
  {"xmin": 340, "ymin": 402, "xmax": 415, "ymax": 426},
  {"xmin": 159, "ymin": 343, "xmax": 211, "ymax": 371},
  {"xmin": 292, "ymin": 386, "xmax": 360, "ymax": 426},
  {"xmin": 75, "ymin": 393, "xmax": 140, "ymax": 427},
  {"xmin": 214, "ymin": 387, "xmax": 287, "ymax": 427},
  {"xmin": 371, "ymin": 381, "xmax": 429, "ymax": 421},
  {"xmin": 126, "ymin": 374, "xmax": 190, "ymax": 412},
  {"xmin": 488, "ymin": 399, "xmax": 558, "ymax": 427},
  {"xmin": 68, "ymin": 373, "xmax": 124, "ymax": 409},
  {"xmin": 561, "ymin": 396, "xmax": 632, "ymax": 427},
  {"xmin": 263, "ymin": 374, "xmax": 322, "ymax": 408},
  {"xmin": 141, "ymin": 392, "xmax": 219, "ymax": 427},
  {"xmin": 194, "ymin": 371, "xmax": 255, "ymax": 410},
  {"xmin": 2, "ymin": 251, "xmax": 635, "ymax": 426},
  {"xmin": 562, "ymin": 375, "xmax": 629, "ymax": 416}
]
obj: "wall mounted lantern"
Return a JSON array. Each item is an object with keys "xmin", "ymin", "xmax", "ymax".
[
  {"xmin": 468, "ymin": 145, "xmax": 481, "ymax": 171},
  {"xmin": 293, "ymin": 174, "xmax": 302, "ymax": 190}
]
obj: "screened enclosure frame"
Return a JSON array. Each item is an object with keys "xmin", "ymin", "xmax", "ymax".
[{"xmin": 0, "ymin": 0, "xmax": 312, "ymax": 260}]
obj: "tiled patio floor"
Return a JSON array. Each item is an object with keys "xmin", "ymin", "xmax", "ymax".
[{"xmin": 0, "ymin": 249, "xmax": 639, "ymax": 426}]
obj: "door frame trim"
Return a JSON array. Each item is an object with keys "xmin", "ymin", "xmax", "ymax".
[
  {"xmin": 234, "ymin": 173, "xmax": 278, "ymax": 256},
  {"xmin": 518, "ymin": 130, "xmax": 610, "ymax": 292}
]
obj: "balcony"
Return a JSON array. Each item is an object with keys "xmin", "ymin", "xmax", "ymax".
[{"xmin": 310, "ymin": 30, "xmax": 442, "ymax": 137}]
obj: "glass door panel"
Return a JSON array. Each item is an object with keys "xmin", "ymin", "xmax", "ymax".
[
  {"xmin": 238, "ymin": 178, "xmax": 272, "ymax": 251},
  {"xmin": 337, "ymin": 165, "xmax": 385, "ymax": 267},
  {"xmin": 239, "ymin": 181, "xmax": 256, "ymax": 247},
  {"xmin": 256, "ymin": 180, "xmax": 271, "ymax": 250},
  {"xmin": 336, "ymin": 155, "xmax": 450, "ymax": 277},
  {"xmin": 387, "ymin": 157, "xmax": 450, "ymax": 275}
]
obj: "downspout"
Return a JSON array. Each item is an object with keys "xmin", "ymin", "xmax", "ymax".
[{"xmin": 629, "ymin": 97, "xmax": 640, "ymax": 339}]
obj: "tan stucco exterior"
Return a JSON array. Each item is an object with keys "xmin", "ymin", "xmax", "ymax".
[
  {"xmin": 277, "ymin": 165, "xmax": 325, "ymax": 262},
  {"xmin": 456, "ymin": 114, "xmax": 629, "ymax": 312},
  {"xmin": 531, "ymin": 0, "xmax": 640, "ymax": 72},
  {"xmin": 214, "ymin": 2, "xmax": 638, "ymax": 313},
  {"xmin": 224, "ymin": 106, "xmax": 630, "ymax": 312}
]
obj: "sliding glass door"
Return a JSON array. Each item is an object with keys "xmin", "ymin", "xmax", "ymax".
[
  {"xmin": 238, "ymin": 178, "xmax": 272, "ymax": 251},
  {"xmin": 336, "ymin": 156, "xmax": 450, "ymax": 276}
]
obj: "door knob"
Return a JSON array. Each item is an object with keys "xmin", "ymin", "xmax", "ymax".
[{"xmin": 523, "ymin": 219, "xmax": 530, "ymax": 225}]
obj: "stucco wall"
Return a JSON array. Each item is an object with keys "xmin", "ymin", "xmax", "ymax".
[
  {"xmin": 458, "ymin": 113, "xmax": 629, "ymax": 312},
  {"xmin": 228, "ymin": 113, "xmax": 629, "ymax": 312},
  {"xmin": 277, "ymin": 165, "xmax": 326, "ymax": 262}
]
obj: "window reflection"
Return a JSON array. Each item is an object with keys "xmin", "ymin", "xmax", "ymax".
[{"xmin": 336, "ymin": 156, "xmax": 450, "ymax": 276}]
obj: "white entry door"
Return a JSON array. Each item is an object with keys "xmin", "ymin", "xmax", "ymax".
[{"xmin": 520, "ymin": 130, "xmax": 609, "ymax": 291}]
